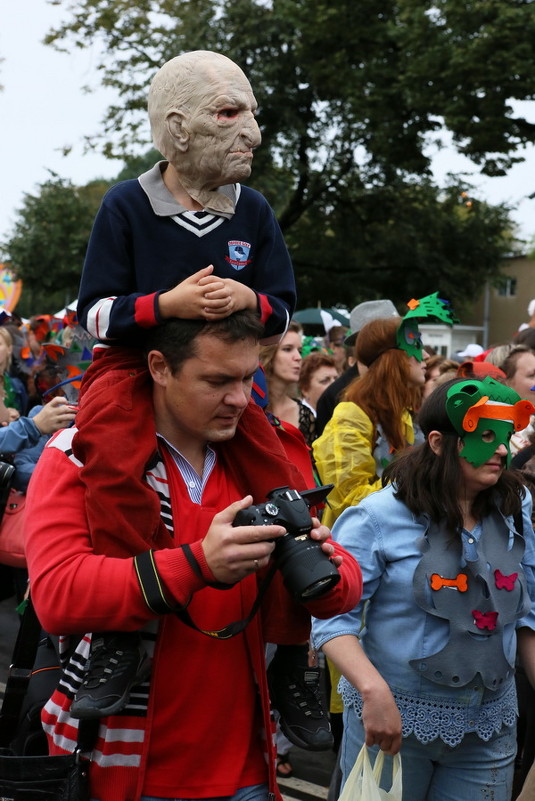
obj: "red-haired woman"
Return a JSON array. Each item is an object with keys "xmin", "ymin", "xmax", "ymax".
[
  {"xmin": 298, "ymin": 351, "xmax": 339, "ymax": 416},
  {"xmin": 313, "ymin": 316, "xmax": 427, "ymax": 529}
]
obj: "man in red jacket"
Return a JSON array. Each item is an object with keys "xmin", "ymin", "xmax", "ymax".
[{"xmin": 25, "ymin": 310, "xmax": 362, "ymax": 801}]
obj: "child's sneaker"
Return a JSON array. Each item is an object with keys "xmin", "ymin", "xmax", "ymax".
[
  {"xmin": 71, "ymin": 631, "xmax": 151, "ymax": 719},
  {"xmin": 267, "ymin": 644, "xmax": 334, "ymax": 751}
]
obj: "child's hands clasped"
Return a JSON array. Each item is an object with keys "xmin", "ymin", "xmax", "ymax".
[
  {"xmin": 200, "ymin": 275, "xmax": 257, "ymax": 319},
  {"xmin": 159, "ymin": 265, "xmax": 257, "ymax": 320},
  {"xmin": 158, "ymin": 265, "xmax": 224, "ymax": 319}
]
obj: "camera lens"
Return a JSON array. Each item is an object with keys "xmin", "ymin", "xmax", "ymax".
[
  {"xmin": 300, "ymin": 576, "xmax": 336, "ymax": 599},
  {"xmin": 275, "ymin": 536, "xmax": 340, "ymax": 601}
]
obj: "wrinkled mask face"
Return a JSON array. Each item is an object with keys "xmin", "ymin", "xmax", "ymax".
[
  {"xmin": 459, "ymin": 418, "xmax": 514, "ymax": 467},
  {"xmin": 396, "ymin": 320, "xmax": 424, "ymax": 361},
  {"xmin": 179, "ymin": 62, "xmax": 261, "ymax": 187}
]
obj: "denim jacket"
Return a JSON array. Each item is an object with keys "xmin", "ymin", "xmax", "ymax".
[
  {"xmin": 312, "ymin": 484, "xmax": 535, "ymax": 746},
  {"xmin": 0, "ymin": 411, "xmax": 43, "ymax": 458}
]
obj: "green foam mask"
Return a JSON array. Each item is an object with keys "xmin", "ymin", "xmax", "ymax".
[
  {"xmin": 397, "ymin": 320, "xmax": 423, "ymax": 360},
  {"xmin": 396, "ymin": 292, "xmax": 459, "ymax": 362},
  {"xmin": 445, "ymin": 377, "xmax": 535, "ymax": 467}
]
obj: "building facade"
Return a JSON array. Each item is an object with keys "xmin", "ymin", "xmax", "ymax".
[
  {"xmin": 462, "ymin": 254, "xmax": 535, "ymax": 348},
  {"xmin": 420, "ymin": 254, "xmax": 535, "ymax": 357}
]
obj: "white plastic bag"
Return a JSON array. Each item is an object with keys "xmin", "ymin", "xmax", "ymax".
[{"xmin": 338, "ymin": 744, "xmax": 402, "ymax": 801}]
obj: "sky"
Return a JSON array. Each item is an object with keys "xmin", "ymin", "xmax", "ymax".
[
  {"xmin": 1, "ymin": 1, "xmax": 534, "ymax": 249},
  {"xmin": 0, "ymin": 1, "xmax": 120, "ymax": 244}
]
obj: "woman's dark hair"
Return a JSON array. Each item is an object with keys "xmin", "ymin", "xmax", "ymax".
[{"xmin": 384, "ymin": 377, "xmax": 525, "ymax": 534}]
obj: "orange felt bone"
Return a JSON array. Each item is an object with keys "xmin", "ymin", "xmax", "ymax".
[
  {"xmin": 462, "ymin": 396, "xmax": 535, "ymax": 433},
  {"xmin": 430, "ymin": 573, "xmax": 468, "ymax": 592}
]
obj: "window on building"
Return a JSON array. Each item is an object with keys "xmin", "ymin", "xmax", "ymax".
[{"xmin": 497, "ymin": 278, "xmax": 517, "ymax": 297}]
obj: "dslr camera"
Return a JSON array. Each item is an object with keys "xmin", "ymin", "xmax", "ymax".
[{"xmin": 233, "ymin": 484, "xmax": 340, "ymax": 601}]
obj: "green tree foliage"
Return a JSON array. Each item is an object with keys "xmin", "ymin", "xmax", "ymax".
[
  {"xmin": 1, "ymin": 174, "xmax": 111, "ymax": 316},
  {"xmin": 289, "ymin": 179, "xmax": 514, "ymax": 313},
  {"xmin": 45, "ymin": 0, "xmax": 535, "ymax": 174},
  {"xmin": 115, "ymin": 148, "xmax": 163, "ymax": 181},
  {"xmin": 36, "ymin": 0, "xmax": 535, "ymax": 308}
]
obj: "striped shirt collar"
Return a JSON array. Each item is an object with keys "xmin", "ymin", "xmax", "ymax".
[{"xmin": 157, "ymin": 434, "xmax": 216, "ymax": 505}]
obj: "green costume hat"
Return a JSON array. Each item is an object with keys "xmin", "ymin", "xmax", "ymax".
[
  {"xmin": 445, "ymin": 377, "xmax": 535, "ymax": 467},
  {"xmin": 397, "ymin": 292, "xmax": 459, "ymax": 361}
]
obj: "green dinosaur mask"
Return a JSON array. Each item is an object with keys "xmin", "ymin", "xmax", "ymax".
[
  {"xmin": 445, "ymin": 377, "xmax": 535, "ymax": 467},
  {"xmin": 396, "ymin": 292, "xmax": 459, "ymax": 362}
]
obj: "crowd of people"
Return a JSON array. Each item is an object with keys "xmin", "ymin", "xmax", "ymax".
[
  {"xmin": 240, "ymin": 294, "xmax": 535, "ymax": 799},
  {"xmin": 1, "ymin": 47, "xmax": 534, "ymax": 801},
  {"xmin": 0, "ymin": 311, "xmax": 84, "ymax": 601}
]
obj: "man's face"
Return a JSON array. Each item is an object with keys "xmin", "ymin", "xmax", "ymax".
[
  {"xmin": 179, "ymin": 62, "xmax": 261, "ymax": 187},
  {"xmin": 507, "ymin": 351, "xmax": 535, "ymax": 402},
  {"xmin": 152, "ymin": 334, "xmax": 260, "ymax": 455}
]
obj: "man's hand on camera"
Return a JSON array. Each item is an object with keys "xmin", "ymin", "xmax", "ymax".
[
  {"xmin": 309, "ymin": 518, "xmax": 344, "ymax": 568},
  {"xmin": 202, "ymin": 495, "xmax": 286, "ymax": 584}
]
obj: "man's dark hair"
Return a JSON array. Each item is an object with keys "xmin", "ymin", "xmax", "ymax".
[
  {"xmin": 383, "ymin": 378, "xmax": 524, "ymax": 534},
  {"xmin": 143, "ymin": 310, "xmax": 264, "ymax": 374}
]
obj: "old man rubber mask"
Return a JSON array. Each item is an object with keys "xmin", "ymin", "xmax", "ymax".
[
  {"xmin": 396, "ymin": 292, "xmax": 459, "ymax": 361},
  {"xmin": 148, "ymin": 51, "xmax": 261, "ymax": 214},
  {"xmin": 445, "ymin": 377, "xmax": 535, "ymax": 467}
]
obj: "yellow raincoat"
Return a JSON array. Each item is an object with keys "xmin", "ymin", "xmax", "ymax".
[{"xmin": 312, "ymin": 402, "xmax": 416, "ymax": 530}]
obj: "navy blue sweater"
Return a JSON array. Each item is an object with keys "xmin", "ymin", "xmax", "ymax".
[{"xmin": 78, "ymin": 171, "xmax": 296, "ymax": 345}]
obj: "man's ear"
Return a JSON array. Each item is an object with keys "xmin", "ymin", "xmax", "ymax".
[
  {"xmin": 166, "ymin": 110, "xmax": 189, "ymax": 152},
  {"xmin": 428, "ymin": 430, "xmax": 444, "ymax": 456},
  {"xmin": 147, "ymin": 350, "xmax": 170, "ymax": 386}
]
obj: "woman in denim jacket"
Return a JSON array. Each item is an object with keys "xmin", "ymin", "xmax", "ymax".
[{"xmin": 312, "ymin": 377, "xmax": 535, "ymax": 801}]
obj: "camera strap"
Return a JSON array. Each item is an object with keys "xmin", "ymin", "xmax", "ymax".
[{"xmin": 134, "ymin": 548, "xmax": 278, "ymax": 639}]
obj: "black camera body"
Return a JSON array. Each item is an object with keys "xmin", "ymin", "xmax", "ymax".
[
  {"xmin": 0, "ymin": 460, "xmax": 15, "ymax": 523},
  {"xmin": 233, "ymin": 484, "xmax": 340, "ymax": 601}
]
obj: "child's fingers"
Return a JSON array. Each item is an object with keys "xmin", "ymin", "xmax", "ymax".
[
  {"xmin": 202, "ymin": 305, "xmax": 234, "ymax": 319},
  {"xmin": 203, "ymin": 296, "xmax": 233, "ymax": 310},
  {"xmin": 190, "ymin": 265, "xmax": 215, "ymax": 281},
  {"xmin": 198, "ymin": 276, "xmax": 225, "ymax": 288},
  {"xmin": 203, "ymin": 287, "xmax": 232, "ymax": 300}
]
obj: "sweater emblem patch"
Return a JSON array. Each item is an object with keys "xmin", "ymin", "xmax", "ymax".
[{"xmin": 225, "ymin": 240, "xmax": 251, "ymax": 270}]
